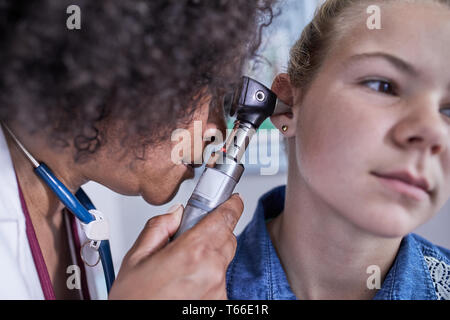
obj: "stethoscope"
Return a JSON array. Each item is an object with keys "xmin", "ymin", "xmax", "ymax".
[{"xmin": 2, "ymin": 124, "xmax": 115, "ymax": 293}]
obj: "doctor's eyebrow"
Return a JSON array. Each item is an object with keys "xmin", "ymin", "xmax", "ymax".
[{"xmin": 344, "ymin": 52, "xmax": 419, "ymax": 77}]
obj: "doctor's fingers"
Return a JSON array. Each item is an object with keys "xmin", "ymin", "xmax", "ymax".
[
  {"xmin": 196, "ymin": 193, "xmax": 243, "ymax": 238},
  {"xmin": 124, "ymin": 204, "xmax": 184, "ymax": 268},
  {"xmin": 179, "ymin": 194, "xmax": 244, "ymax": 261}
]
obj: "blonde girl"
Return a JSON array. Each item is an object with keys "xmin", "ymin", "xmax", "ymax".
[{"xmin": 227, "ymin": 0, "xmax": 450, "ymax": 300}]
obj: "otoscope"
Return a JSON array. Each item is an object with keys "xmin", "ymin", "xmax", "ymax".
[{"xmin": 173, "ymin": 76, "xmax": 290, "ymax": 238}]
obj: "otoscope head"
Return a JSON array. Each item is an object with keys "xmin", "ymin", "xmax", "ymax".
[{"xmin": 226, "ymin": 76, "xmax": 277, "ymax": 129}]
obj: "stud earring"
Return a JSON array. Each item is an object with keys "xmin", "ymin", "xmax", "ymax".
[{"xmin": 281, "ymin": 125, "xmax": 288, "ymax": 132}]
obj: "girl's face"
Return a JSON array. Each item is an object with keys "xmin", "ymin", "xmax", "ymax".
[{"xmin": 289, "ymin": 2, "xmax": 450, "ymax": 237}]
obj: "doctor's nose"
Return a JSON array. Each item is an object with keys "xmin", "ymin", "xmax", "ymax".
[{"xmin": 392, "ymin": 98, "xmax": 448, "ymax": 156}]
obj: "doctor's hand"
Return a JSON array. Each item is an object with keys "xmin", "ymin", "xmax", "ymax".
[{"xmin": 108, "ymin": 194, "xmax": 244, "ymax": 300}]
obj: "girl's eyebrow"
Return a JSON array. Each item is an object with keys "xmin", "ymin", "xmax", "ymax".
[{"xmin": 344, "ymin": 52, "xmax": 418, "ymax": 77}]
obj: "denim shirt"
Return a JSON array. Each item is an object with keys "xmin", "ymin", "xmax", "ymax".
[{"xmin": 226, "ymin": 186, "xmax": 450, "ymax": 300}]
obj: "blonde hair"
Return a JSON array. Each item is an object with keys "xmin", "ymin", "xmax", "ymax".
[{"xmin": 288, "ymin": 0, "xmax": 450, "ymax": 89}]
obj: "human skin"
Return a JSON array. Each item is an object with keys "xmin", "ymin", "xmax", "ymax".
[
  {"xmin": 269, "ymin": 1, "xmax": 450, "ymax": 299},
  {"xmin": 5, "ymin": 92, "xmax": 243, "ymax": 299}
]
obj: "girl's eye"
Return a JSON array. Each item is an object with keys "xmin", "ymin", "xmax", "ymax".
[
  {"xmin": 361, "ymin": 79, "xmax": 397, "ymax": 96},
  {"xmin": 440, "ymin": 107, "xmax": 450, "ymax": 118}
]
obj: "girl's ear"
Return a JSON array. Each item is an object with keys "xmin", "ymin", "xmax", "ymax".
[{"xmin": 270, "ymin": 73, "xmax": 296, "ymax": 138}]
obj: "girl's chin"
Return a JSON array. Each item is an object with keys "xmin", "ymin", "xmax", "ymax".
[{"xmin": 352, "ymin": 209, "xmax": 415, "ymax": 239}]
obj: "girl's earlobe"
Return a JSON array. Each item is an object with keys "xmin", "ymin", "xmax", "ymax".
[
  {"xmin": 271, "ymin": 114, "xmax": 296, "ymax": 138},
  {"xmin": 270, "ymin": 106, "xmax": 296, "ymax": 137}
]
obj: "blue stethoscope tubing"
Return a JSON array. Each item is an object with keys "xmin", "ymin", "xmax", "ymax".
[{"xmin": 35, "ymin": 163, "xmax": 115, "ymax": 293}]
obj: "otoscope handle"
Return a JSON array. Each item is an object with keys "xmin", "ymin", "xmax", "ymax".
[
  {"xmin": 173, "ymin": 76, "xmax": 278, "ymax": 239},
  {"xmin": 173, "ymin": 204, "xmax": 208, "ymax": 238},
  {"xmin": 173, "ymin": 163, "xmax": 244, "ymax": 239}
]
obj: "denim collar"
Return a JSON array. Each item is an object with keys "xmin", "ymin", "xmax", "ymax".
[
  {"xmin": 227, "ymin": 186, "xmax": 449, "ymax": 300},
  {"xmin": 227, "ymin": 185, "xmax": 295, "ymax": 299}
]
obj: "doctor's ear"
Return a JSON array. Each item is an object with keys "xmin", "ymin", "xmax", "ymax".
[{"xmin": 270, "ymin": 73, "xmax": 296, "ymax": 138}]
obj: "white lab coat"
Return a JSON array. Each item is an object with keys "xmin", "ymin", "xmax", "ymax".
[{"xmin": 0, "ymin": 128, "xmax": 102, "ymax": 299}]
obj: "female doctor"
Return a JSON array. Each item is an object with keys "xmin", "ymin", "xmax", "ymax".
[{"xmin": 0, "ymin": 0, "xmax": 274, "ymax": 299}]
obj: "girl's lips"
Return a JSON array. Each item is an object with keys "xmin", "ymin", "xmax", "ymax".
[{"xmin": 372, "ymin": 173, "xmax": 430, "ymax": 201}]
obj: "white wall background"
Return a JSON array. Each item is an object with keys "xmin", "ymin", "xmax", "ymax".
[{"xmin": 83, "ymin": 0, "xmax": 450, "ymax": 297}]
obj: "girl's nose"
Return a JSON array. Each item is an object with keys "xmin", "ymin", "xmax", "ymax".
[{"xmin": 392, "ymin": 97, "xmax": 448, "ymax": 156}]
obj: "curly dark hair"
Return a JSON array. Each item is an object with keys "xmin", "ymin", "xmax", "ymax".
[{"xmin": 0, "ymin": 0, "xmax": 276, "ymax": 161}]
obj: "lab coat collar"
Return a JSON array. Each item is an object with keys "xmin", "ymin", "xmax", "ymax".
[
  {"xmin": 0, "ymin": 126, "xmax": 103, "ymax": 299},
  {"xmin": 0, "ymin": 126, "xmax": 44, "ymax": 299},
  {"xmin": 0, "ymin": 126, "xmax": 23, "ymax": 222}
]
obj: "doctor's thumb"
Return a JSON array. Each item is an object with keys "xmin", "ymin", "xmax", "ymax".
[{"xmin": 124, "ymin": 204, "xmax": 184, "ymax": 267}]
